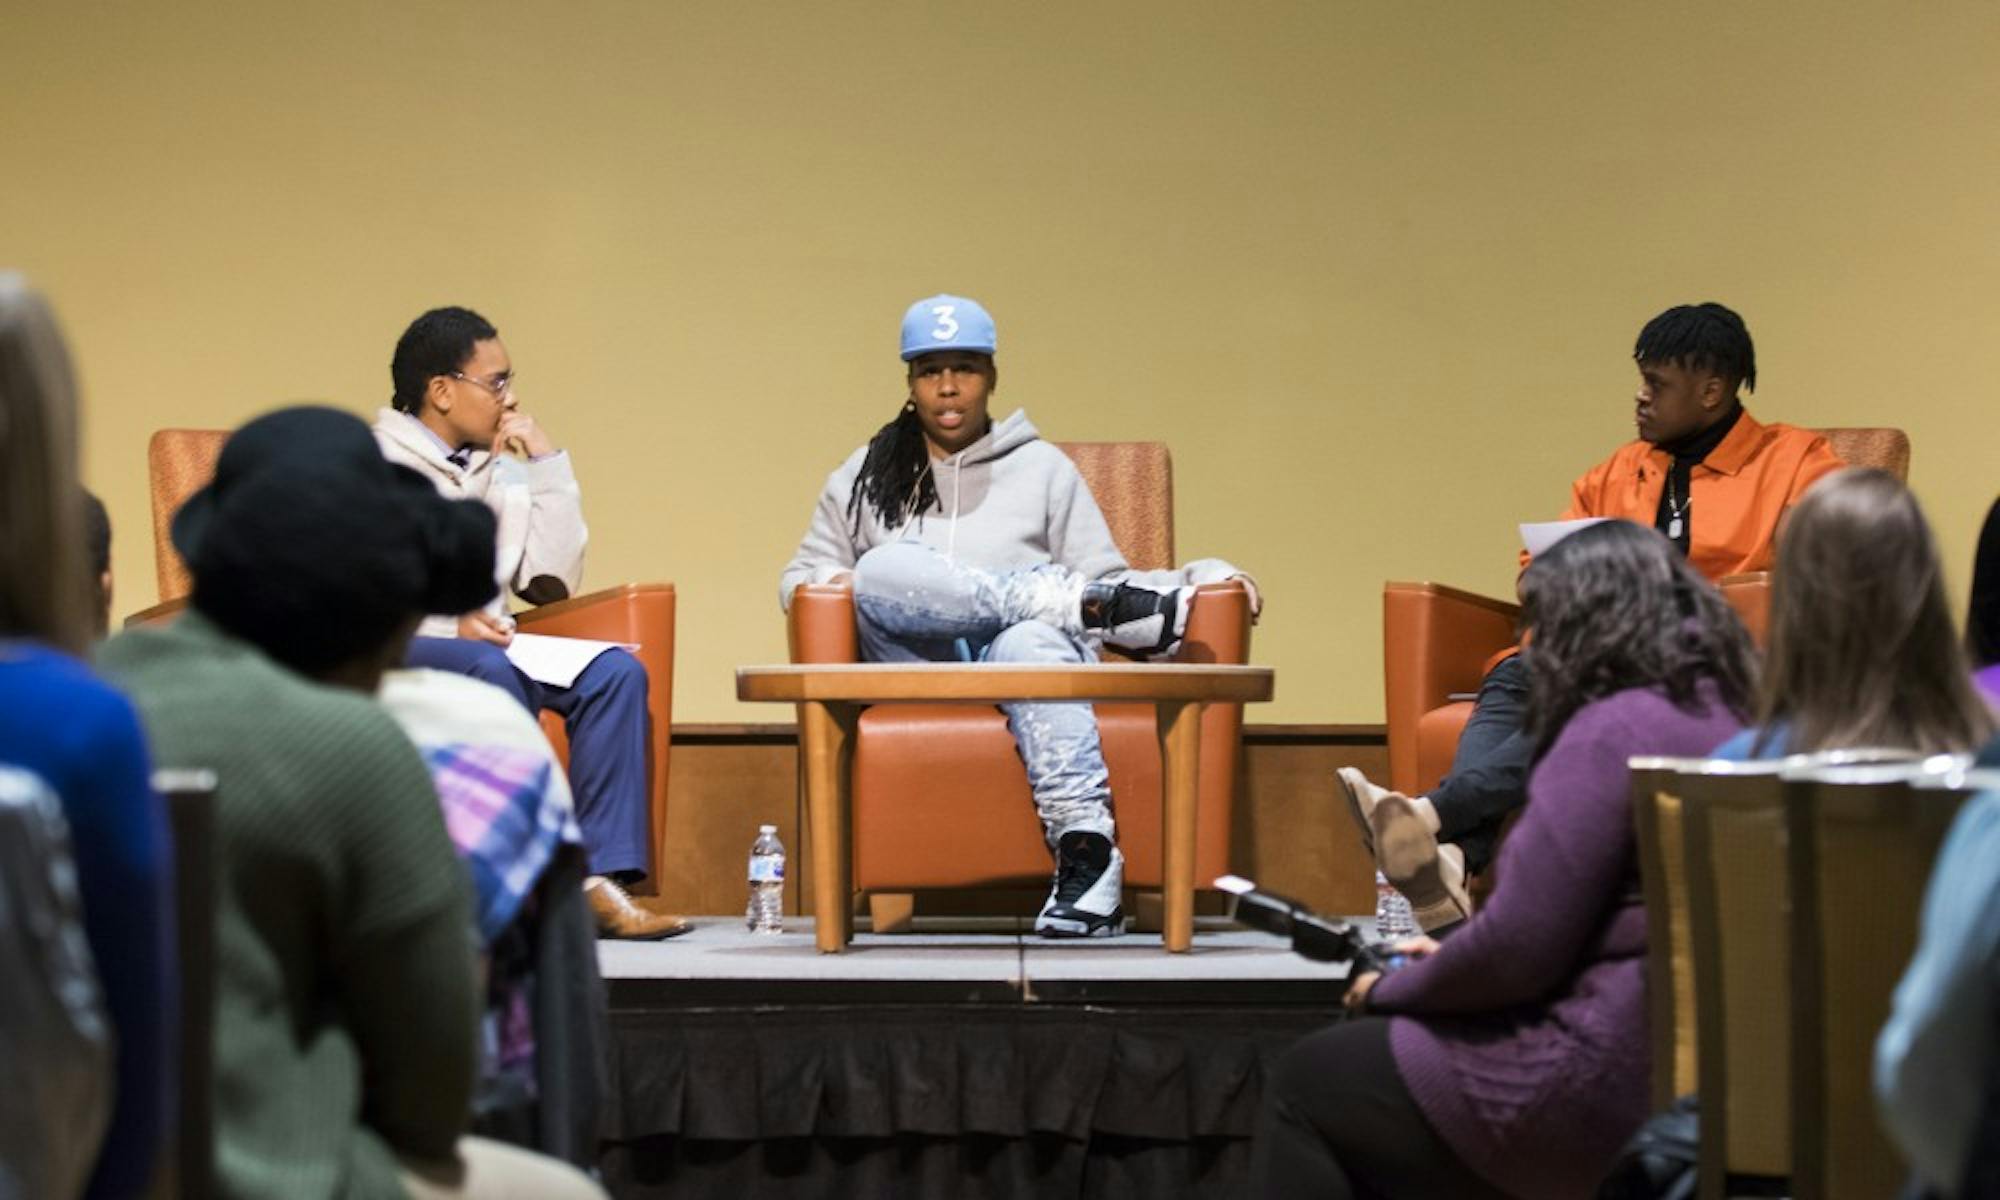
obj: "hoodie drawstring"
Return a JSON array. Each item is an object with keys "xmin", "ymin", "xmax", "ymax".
[
  {"xmin": 888, "ymin": 439, "xmax": 979, "ymax": 557},
  {"xmin": 946, "ymin": 450, "xmax": 964, "ymax": 563}
]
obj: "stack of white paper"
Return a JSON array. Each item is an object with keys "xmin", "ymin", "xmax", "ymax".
[
  {"xmin": 504, "ymin": 632, "xmax": 640, "ymax": 688},
  {"xmin": 1519, "ymin": 518, "xmax": 1612, "ymax": 558}
]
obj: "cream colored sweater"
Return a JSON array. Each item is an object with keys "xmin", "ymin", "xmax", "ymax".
[{"xmin": 374, "ymin": 408, "xmax": 588, "ymax": 638}]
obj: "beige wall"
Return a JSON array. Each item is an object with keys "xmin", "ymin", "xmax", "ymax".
[{"xmin": 6, "ymin": 1, "xmax": 1996, "ymax": 722}]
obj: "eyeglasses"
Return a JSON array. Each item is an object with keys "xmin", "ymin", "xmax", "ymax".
[{"xmin": 450, "ymin": 370, "xmax": 515, "ymax": 398}]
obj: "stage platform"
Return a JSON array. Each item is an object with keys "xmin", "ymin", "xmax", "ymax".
[{"xmin": 596, "ymin": 916, "xmax": 1366, "ymax": 1198}]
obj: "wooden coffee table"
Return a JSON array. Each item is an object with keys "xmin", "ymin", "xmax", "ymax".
[{"xmin": 736, "ymin": 662, "xmax": 1276, "ymax": 952}]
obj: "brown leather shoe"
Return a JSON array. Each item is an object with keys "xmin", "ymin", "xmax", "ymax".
[{"xmin": 584, "ymin": 876, "xmax": 692, "ymax": 941}]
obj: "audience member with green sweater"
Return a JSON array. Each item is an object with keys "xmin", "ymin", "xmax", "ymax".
[{"xmin": 102, "ymin": 407, "xmax": 605, "ymax": 1199}]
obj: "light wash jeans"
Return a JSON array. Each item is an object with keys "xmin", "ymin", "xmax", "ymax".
[{"xmin": 852, "ymin": 542, "xmax": 1115, "ymax": 846}]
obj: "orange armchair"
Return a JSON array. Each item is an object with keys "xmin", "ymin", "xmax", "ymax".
[
  {"xmin": 1382, "ymin": 582, "xmax": 1520, "ymax": 797},
  {"xmin": 1382, "ymin": 427, "xmax": 1909, "ymax": 797},
  {"xmin": 143, "ymin": 428, "xmax": 679, "ymax": 882},
  {"xmin": 786, "ymin": 442, "xmax": 1253, "ymax": 919}
]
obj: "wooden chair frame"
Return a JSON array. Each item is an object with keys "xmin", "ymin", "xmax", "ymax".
[
  {"xmin": 1679, "ymin": 761, "xmax": 1797, "ymax": 1197},
  {"xmin": 1629, "ymin": 757, "xmax": 1708, "ymax": 1112},
  {"xmin": 1784, "ymin": 761, "xmax": 1968, "ymax": 1200},
  {"xmin": 154, "ymin": 768, "xmax": 218, "ymax": 1200}
]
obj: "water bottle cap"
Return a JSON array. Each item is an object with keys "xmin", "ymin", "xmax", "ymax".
[{"xmin": 759, "ymin": 824, "xmax": 776, "ymax": 833}]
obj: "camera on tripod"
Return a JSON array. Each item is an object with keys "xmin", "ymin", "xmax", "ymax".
[{"xmin": 1215, "ymin": 874, "xmax": 1409, "ymax": 975}]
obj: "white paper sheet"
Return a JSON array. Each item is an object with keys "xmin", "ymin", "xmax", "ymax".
[
  {"xmin": 1519, "ymin": 517, "xmax": 1612, "ymax": 559},
  {"xmin": 504, "ymin": 632, "xmax": 639, "ymax": 689}
]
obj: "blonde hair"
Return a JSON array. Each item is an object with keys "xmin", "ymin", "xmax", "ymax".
[{"xmin": 0, "ymin": 273, "xmax": 91, "ymax": 654}]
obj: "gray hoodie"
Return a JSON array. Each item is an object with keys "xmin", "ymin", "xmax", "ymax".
[{"xmin": 779, "ymin": 408, "xmax": 1241, "ymax": 609}]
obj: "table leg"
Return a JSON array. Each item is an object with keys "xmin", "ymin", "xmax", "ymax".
[
  {"xmin": 799, "ymin": 699, "xmax": 858, "ymax": 952},
  {"xmin": 833, "ymin": 705, "xmax": 856, "ymax": 946},
  {"xmin": 1156, "ymin": 700, "xmax": 1203, "ymax": 952}
]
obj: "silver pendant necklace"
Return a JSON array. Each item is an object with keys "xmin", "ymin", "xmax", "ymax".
[{"xmin": 1666, "ymin": 467, "xmax": 1690, "ymax": 540}]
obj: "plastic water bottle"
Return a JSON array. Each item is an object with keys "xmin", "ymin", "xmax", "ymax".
[
  {"xmin": 1375, "ymin": 870, "xmax": 1417, "ymax": 941},
  {"xmin": 747, "ymin": 824, "xmax": 786, "ymax": 934}
]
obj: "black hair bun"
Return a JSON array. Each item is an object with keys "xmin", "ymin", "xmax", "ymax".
[
  {"xmin": 420, "ymin": 498, "xmax": 500, "ymax": 616},
  {"xmin": 191, "ymin": 469, "xmax": 424, "ymax": 676}
]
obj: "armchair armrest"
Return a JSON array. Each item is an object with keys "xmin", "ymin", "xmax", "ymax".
[
  {"xmin": 1383, "ymin": 581, "xmax": 1521, "ymax": 795},
  {"xmin": 514, "ymin": 582, "xmax": 676, "ymax": 881},
  {"xmin": 1173, "ymin": 580, "xmax": 1252, "ymax": 665},
  {"xmin": 1717, "ymin": 571, "xmax": 1771, "ymax": 649},
  {"xmin": 514, "ymin": 581, "xmax": 676, "ymax": 734},
  {"xmin": 515, "ymin": 582, "xmax": 675, "ymax": 647},
  {"xmin": 788, "ymin": 584, "xmax": 860, "ymax": 664},
  {"xmin": 125, "ymin": 596, "xmax": 190, "ymax": 628}
]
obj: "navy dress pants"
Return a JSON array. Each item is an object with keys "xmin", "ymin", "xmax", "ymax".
[{"xmin": 405, "ymin": 636, "xmax": 651, "ymax": 879}]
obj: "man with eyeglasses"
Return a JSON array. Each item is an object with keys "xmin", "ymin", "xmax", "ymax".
[{"xmin": 375, "ymin": 305, "xmax": 686, "ymax": 941}]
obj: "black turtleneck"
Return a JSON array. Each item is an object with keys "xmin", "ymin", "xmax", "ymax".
[{"xmin": 1653, "ymin": 402, "xmax": 1744, "ymax": 556}]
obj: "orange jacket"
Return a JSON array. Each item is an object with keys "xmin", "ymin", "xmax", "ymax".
[{"xmin": 1531, "ymin": 410, "xmax": 1846, "ymax": 581}]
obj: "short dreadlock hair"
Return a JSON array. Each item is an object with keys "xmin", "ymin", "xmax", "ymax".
[
  {"xmin": 390, "ymin": 306, "xmax": 498, "ymax": 413},
  {"xmin": 1634, "ymin": 302, "xmax": 1756, "ymax": 395}
]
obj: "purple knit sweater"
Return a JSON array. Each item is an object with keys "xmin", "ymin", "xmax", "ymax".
[{"xmin": 1368, "ymin": 683, "xmax": 1742, "ymax": 1200}]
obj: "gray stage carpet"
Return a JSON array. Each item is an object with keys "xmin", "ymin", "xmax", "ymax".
[{"xmin": 600, "ymin": 916, "xmax": 1362, "ymax": 994}]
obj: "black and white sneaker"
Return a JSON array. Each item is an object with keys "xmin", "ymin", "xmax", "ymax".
[
  {"xmin": 1079, "ymin": 581, "xmax": 1197, "ymax": 659},
  {"xmin": 1035, "ymin": 831, "xmax": 1126, "ymax": 938}
]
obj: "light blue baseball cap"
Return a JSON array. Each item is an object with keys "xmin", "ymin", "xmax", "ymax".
[{"xmin": 899, "ymin": 294, "xmax": 997, "ymax": 361}]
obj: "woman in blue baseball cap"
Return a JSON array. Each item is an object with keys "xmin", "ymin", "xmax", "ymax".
[{"xmin": 779, "ymin": 293, "xmax": 1260, "ymax": 938}]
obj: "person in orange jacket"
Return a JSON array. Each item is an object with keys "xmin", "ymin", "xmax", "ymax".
[{"xmin": 1342, "ymin": 302, "xmax": 1845, "ymax": 930}]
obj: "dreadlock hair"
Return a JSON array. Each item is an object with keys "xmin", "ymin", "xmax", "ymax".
[
  {"xmin": 847, "ymin": 403, "xmax": 941, "ymax": 535},
  {"xmin": 1520, "ymin": 520, "xmax": 1757, "ymax": 751},
  {"xmin": 1756, "ymin": 468, "xmax": 1992, "ymax": 756},
  {"xmin": 390, "ymin": 306, "xmax": 497, "ymax": 413},
  {"xmin": 1633, "ymin": 302, "xmax": 1757, "ymax": 395}
]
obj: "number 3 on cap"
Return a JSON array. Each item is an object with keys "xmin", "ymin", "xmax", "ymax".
[{"xmin": 930, "ymin": 305, "xmax": 959, "ymax": 341}]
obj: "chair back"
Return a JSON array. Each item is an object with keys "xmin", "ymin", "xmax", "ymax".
[
  {"xmin": 1629, "ymin": 757, "xmax": 1706, "ymax": 1111},
  {"xmin": 1717, "ymin": 573, "xmax": 1773, "ymax": 649},
  {"xmin": 0, "ymin": 767, "xmax": 112, "ymax": 1200},
  {"xmin": 1715, "ymin": 427, "xmax": 1910, "ymax": 649},
  {"xmin": 1054, "ymin": 442, "xmax": 1174, "ymax": 570},
  {"xmin": 1785, "ymin": 760, "xmax": 1967, "ymax": 1200},
  {"xmin": 154, "ymin": 767, "xmax": 218, "ymax": 1200},
  {"xmin": 1811, "ymin": 427, "xmax": 1909, "ymax": 481},
  {"xmin": 148, "ymin": 430, "xmax": 228, "ymax": 602},
  {"xmin": 1677, "ymin": 759, "xmax": 1798, "ymax": 1188}
]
